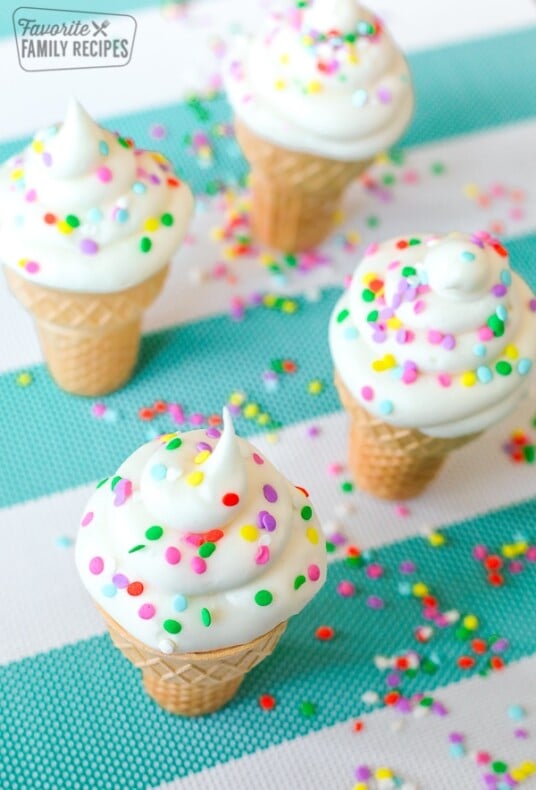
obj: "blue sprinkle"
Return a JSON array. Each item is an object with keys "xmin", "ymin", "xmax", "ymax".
[
  {"xmin": 379, "ymin": 400, "xmax": 394, "ymax": 415},
  {"xmin": 352, "ymin": 88, "xmax": 368, "ymax": 107},
  {"xmin": 460, "ymin": 251, "xmax": 475, "ymax": 262},
  {"xmin": 507, "ymin": 704, "xmax": 526, "ymax": 721},
  {"xmin": 14, "ymin": 214, "xmax": 25, "ymax": 227},
  {"xmin": 101, "ymin": 584, "xmax": 117, "ymax": 598},
  {"xmin": 99, "ymin": 140, "xmax": 109, "ymax": 156},
  {"xmin": 87, "ymin": 207, "xmax": 103, "ymax": 224},
  {"xmin": 500, "ymin": 269, "xmax": 512, "ymax": 286},
  {"xmin": 449, "ymin": 743, "xmax": 466, "ymax": 758},
  {"xmin": 132, "ymin": 181, "xmax": 147, "ymax": 194},
  {"xmin": 496, "ymin": 304, "xmax": 508, "ymax": 321},
  {"xmin": 115, "ymin": 208, "xmax": 129, "ymax": 223},
  {"xmin": 173, "ymin": 594, "xmax": 188, "ymax": 612},
  {"xmin": 390, "ymin": 366, "xmax": 404, "ymax": 380},
  {"xmin": 102, "ymin": 409, "xmax": 118, "ymax": 424},
  {"xmin": 55, "ymin": 536, "xmax": 72, "ymax": 549},
  {"xmin": 151, "ymin": 464, "xmax": 167, "ymax": 480},
  {"xmin": 518, "ymin": 358, "xmax": 532, "ymax": 376},
  {"xmin": 397, "ymin": 581, "xmax": 411, "ymax": 596},
  {"xmin": 472, "ymin": 343, "xmax": 487, "ymax": 358},
  {"xmin": 344, "ymin": 326, "xmax": 358, "ymax": 340},
  {"xmin": 477, "ymin": 366, "xmax": 493, "ymax": 384}
]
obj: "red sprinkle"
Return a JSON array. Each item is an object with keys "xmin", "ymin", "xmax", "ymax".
[
  {"xmin": 396, "ymin": 239, "xmax": 409, "ymax": 249},
  {"xmin": 222, "ymin": 492, "xmax": 239, "ymax": 507},
  {"xmin": 484, "ymin": 555, "xmax": 503, "ymax": 571},
  {"xmin": 490, "ymin": 656, "xmax": 505, "ymax": 670},
  {"xmin": 153, "ymin": 400, "xmax": 168, "ymax": 414},
  {"xmin": 167, "ymin": 177, "xmax": 181, "ymax": 187},
  {"xmin": 457, "ymin": 656, "xmax": 475, "ymax": 670},
  {"xmin": 315, "ymin": 626, "xmax": 335, "ymax": 641},
  {"xmin": 488, "ymin": 572, "xmax": 504, "ymax": 587},
  {"xmin": 43, "ymin": 212, "xmax": 56, "ymax": 224},
  {"xmin": 353, "ymin": 720, "xmax": 364, "ymax": 732},
  {"xmin": 204, "ymin": 529, "xmax": 224, "ymax": 543},
  {"xmin": 127, "ymin": 581, "xmax": 144, "ymax": 596},
  {"xmin": 259, "ymin": 694, "xmax": 276, "ymax": 711},
  {"xmin": 138, "ymin": 407, "xmax": 155, "ymax": 421},
  {"xmin": 471, "ymin": 639, "xmax": 488, "ymax": 655},
  {"xmin": 384, "ymin": 691, "xmax": 400, "ymax": 706},
  {"xmin": 294, "ymin": 485, "xmax": 310, "ymax": 497}
]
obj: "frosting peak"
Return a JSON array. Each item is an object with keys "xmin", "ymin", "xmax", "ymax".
[
  {"xmin": 44, "ymin": 98, "xmax": 104, "ymax": 179},
  {"xmin": 304, "ymin": 0, "xmax": 364, "ymax": 32}
]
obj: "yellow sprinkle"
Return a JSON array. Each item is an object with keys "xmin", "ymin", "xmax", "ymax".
[
  {"xmin": 151, "ymin": 152, "xmax": 167, "ymax": 164},
  {"xmin": 520, "ymin": 761, "xmax": 536, "ymax": 774},
  {"xmin": 160, "ymin": 433, "xmax": 176, "ymax": 443},
  {"xmin": 302, "ymin": 34, "xmax": 314, "ymax": 46},
  {"xmin": 375, "ymin": 768, "xmax": 393, "ymax": 780},
  {"xmin": 384, "ymin": 354, "xmax": 397, "ymax": 369},
  {"xmin": 257, "ymin": 413, "xmax": 270, "ymax": 426},
  {"xmin": 186, "ymin": 471, "xmax": 204, "ymax": 487},
  {"xmin": 240, "ymin": 525, "xmax": 259, "ymax": 542},
  {"xmin": 362, "ymin": 272, "xmax": 376, "ymax": 285},
  {"xmin": 229, "ymin": 391, "xmax": 246, "ymax": 407},
  {"xmin": 222, "ymin": 248, "xmax": 237, "ymax": 261},
  {"xmin": 375, "ymin": 151, "xmax": 389, "ymax": 166},
  {"xmin": 31, "ymin": 140, "xmax": 44, "ymax": 153},
  {"xmin": 307, "ymin": 80, "xmax": 323, "ymax": 94},
  {"xmin": 243, "ymin": 403, "xmax": 260, "ymax": 419},
  {"xmin": 347, "ymin": 231, "xmax": 361, "ymax": 244},
  {"xmin": 386, "ymin": 317, "xmax": 403, "ymax": 330},
  {"xmin": 354, "ymin": 784, "xmax": 368, "ymax": 790},
  {"xmin": 210, "ymin": 227, "xmax": 225, "ymax": 241},
  {"xmin": 333, "ymin": 208, "xmax": 345, "ymax": 226},
  {"xmin": 461, "ymin": 371, "xmax": 477, "ymax": 387},
  {"xmin": 427, "ymin": 532, "xmax": 446, "ymax": 547},
  {"xmin": 501, "ymin": 543, "xmax": 517, "ymax": 559},
  {"xmin": 16, "ymin": 371, "xmax": 33, "ymax": 387},
  {"xmin": 17, "ymin": 258, "xmax": 27, "ymax": 269},
  {"xmin": 10, "ymin": 168, "xmax": 24, "ymax": 181},
  {"xmin": 510, "ymin": 768, "xmax": 526, "ymax": 782},
  {"xmin": 514, "ymin": 541, "xmax": 528, "ymax": 555},
  {"xmin": 194, "ymin": 450, "xmax": 210, "ymax": 465},
  {"xmin": 347, "ymin": 50, "xmax": 359, "ymax": 65},
  {"xmin": 462, "ymin": 614, "xmax": 479, "ymax": 631},
  {"xmin": 504, "ymin": 344, "xmax": 519, "ymax": 360},
  {"xmin": 57, "ymin": 220, "xmax": 73, "ymax": 235},
  {"xmin": 308, "ymin": 379, "xmax": 324, "ymax": 395},
  {"xmin": 274, "ymin": 79, "xmax": 286, "ymax": 91},
  {"xmin": 144, "ymin": 217, "xmax": 159, "ymax": 232},
  {"xmin": 412, "ymin": 582, "xmax": 429, "ymax": 598},
  {"xmin": 279, "ymin": 53, "xmax": 290, "ymax": 65},
  {"xmin": 306, "ymin": 527, "xmax": 319, "ymax": 545},
  {"xmin": 263, "ymin": 294, "xmax": 277, "ymax": 308},
  {"xmin": 282, "ymin": 299, "xmax": 298, "ymax": 313},
  {"xmin": 266, "ymin": 432, "xmax": 279, "ymax": 444},
  {"xmin": 463, "ymin": 183, "xmax": 480, "ymax": 199},
  {"xmin": 260, "ymin": 253, "xmax": 273, "ymax": 266},
  {"xmin": 372, "ymin": 359, "xmax": 386, "ymax": 372}
]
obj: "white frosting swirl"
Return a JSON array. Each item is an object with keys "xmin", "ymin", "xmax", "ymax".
[
  {"xmin": 329, "ymin": 232, "xmax": 536, "ymax": 437},
  {"xmin": 0, "ymin": 99, "xmax": 194, "ymax": 293},
  {"xmin": 75, "ymin": 410, "xmax": 326, "ymax": 652},
  {"xmin": 224, "ymin": 0, "xmax": 414, "ymax": 161}
]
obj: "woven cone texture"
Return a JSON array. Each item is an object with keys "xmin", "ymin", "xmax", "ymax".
[
  {"xmin": 5, "ymin": 265, "xmax": 168, "ymax": 396},
  {"xmin": 335, "ymin": 373, "xmax": 480, "ymax": 500},
  {"xmin": 235, "ymin": 119, "xmax": 371, "ymax": 252},
  {"xmin": 99, "ymin": 607, "xmax": 287, "ymax": 716}
]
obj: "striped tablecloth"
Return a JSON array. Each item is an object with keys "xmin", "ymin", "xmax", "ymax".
[{"xmin": 1, "ymin": 1, "xmax": 535, "ymax": 788}]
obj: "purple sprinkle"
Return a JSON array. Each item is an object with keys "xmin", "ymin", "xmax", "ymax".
[
  {"xmin": 380, "ymin": 307, "xmax": 394, "ymax": 320},
  {"xmin": 509, "ymin": 560, "xmax": 524, "ymax": 574},
  {"xmin": 307, "ymin": 425, "xmax": 320, "ymax": 438},
  {"xmin": 492, "ymin": 284, "xmax": 507, "ymax": 297},
  {"xmin": 257, "ymin": 510, "xmax": 276, "ymax": 532},
  {"xmin": 397, "ymin": 279, "xmax": 409, "ymax": 294},
  {"xmin": 514, "ymin": 728, "xmax": 528, "ymax": 739},
  {"xmin": 112, "ymin": 573, "xmax": 129, "ymax": 589},
  {"xmin": 395, "ymin": 697, "xmax": 412, "ymax": 714},
  {"xmin": 205, "ymin": 427, "xmax": 221, "ymax": 438},
  {"xmin": 491, "ymin": 638, "xmax": 509, "ymax": 653},
  {"xmin": 366, "ymin": 595, "xmax": 384, "ymax": 610},
  {"xmin": 442, "ymin": 334, "xmax": 456, "ymax": 350},
  {"xmin": 399, "ymin": 560, "xmax": 416, "ymax": 574},
  {"xmin": 328, "ymin": 531, "xmax": 347, "ymax": 546},
  {"xmin": 386, "ymin": 672, "xmax": 401, "ymax": 687},
  {"xmin": 150, "ymin": 124, "xmax": 166, "ymax": 139},
  {"xmin": 392, "ymin": 293, "xmax": 402, "ymax": 309},
  {"xmin": 405, "ymin": 287, "xmax": 418, "ymax": 302},
  {"xmin": 449, "ymin": 732, "xmax": 464, "ymax": 744},
  {"xmin": 42, "ymin": 151, "xmax": 53, "ymax": 167},
  {"xmin": 80, "ymin": 238, "xmax": 99, "ymax": 255},
  {"xmin": 377, "ymin": 86, "xmax": 392, "ymax": 103},
  {"xmin": 355, "ymin": 766, "xmax": 371, "ymax": 781},
  {"xmin": 227, "ymin": 404, "xmax": 241, "ymax": 417},
  {"xmin": 529, "ymin": 298, "xmax": 536, "ymax": 312},
  {"xmin": 433, "ymin": 702, "xmax": 448, "ymax": 717},
  {"xmin": 196, "ymin": 442, "xmax": 212, "ymax": 453},
  {"xmin": 372, "ymin": 329, "xmax": 387, "ymax": 343},
  {"xmin": 263, "ymin": 484, "xmax": 278, "ymax": 503}
]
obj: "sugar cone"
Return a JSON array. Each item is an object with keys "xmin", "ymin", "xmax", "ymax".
[
  {"xmin": 98, "ymin": 607, "xmax": 287, "ymax": 716},
  {"xmin": 4, "ymin": 265, "xmax": 169, "ymax": 396},
  {"xmin": 235, "ymin": 119, "xmax": 371, "ymax": 252},
  {"xmin": 335, "ymin": 373, "xmax": 480, "ymax": 500}
]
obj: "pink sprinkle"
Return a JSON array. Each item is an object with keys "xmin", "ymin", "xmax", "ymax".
[
  {"xmin": 526, "ymin": 546, "xmax": 536, "ymax": 562},
  {"xmin": 402, "ymin": 367, "xmax": 418, "ymax": 384},
  {"xmin": 475, "ymin": 752, "xmax": 491, "ymax": 765},
  {"xmin": 91, "ymin": 402, "xmax": 106, "ymax": 418},
  {"xmin": 25, "ymin": 261, "xmax": 40, "ymax": 274},
  {"xmin": 168, "ymin": 403, "xmax": 185, "ymax": 425},
  {"xmin": 89, "ymin": 556, "xmax": 104, "ymax": 575},
  {"xmin": 337, "ymin": 580, "xmax": 356, "ymax": 597},
  {"xmin": 327, "ymin": 462, "xmax": 344, "ymax": 477},
  {"xmin": 387, "ymin": 259, "xmax": 401, "ymax": 270},
  {"xmin": 185, "ymin": 534, "xmax": 203, "ymax": 547},
  {"xmin": 472, "ymin": 544, "xmax": 488, "ymax": 561},
  {"xmin": 25, "ymin": 189, "xmax": 37, "ymax": 202},
  {"xmin": 96, "ymin": 166, "xmax": 112, "ymax": 182},
  {"xmin": 509, "ymin": 560, "xmax": 524, "ymax": 574},
  {"xmin": 138, "ymin": 603, "xmax": 155, "ymax": 620},
  {"xmin": 364, "ymin": 243, "xmax": 379, "ymax": 256},
  {"xmin": 438, "ymin": 373, "xmax": 452, "ymax": 388},
  {"xmin": 252, "ymin": 452, "xmax": 264, "ymax": 465},
  {"xmin": 308, "ymin": 564, "xmax": 321, "ymax": 582},
  {"xmin": 361, "ymin": 386, "xmax": 374, "ymax": 402},
  {"xmin": 478, "ymin": 326, "xmax": 494, "ymax": 341},
  {"xmin": 428, "ymin": 330, "xmax": 442, "ymax": 344},
  {"xmin": 191, "ymin": 556, "xmax": 207, "ymax": 574},
  {"xmin": 165, "ymin": 546, "xmax": 181, "ymax": 565},
  {"xmin": 395, "ymin": 504, "xmax": 410, "ymax": 517},
  {"xmin": 402, "ymin": 169, "xmax": 419, "ymax": 184},
  {"xmin": 366, "ymin": 563, "xmax": 384, "ymax": 579},
  {"xmin": 255, "ymin": 545, "xmax": 270, "ymax": 565},
  {"xmin": 81, "ymin": 511, "xmax": 94, "ymax": 527},
  {"xmin": 113, "ymin": 478, "xmax": 132, "ymax": 507},
  {"xmin": 189, "ymin": 412, "xmax": 204, "ymax": 426}
]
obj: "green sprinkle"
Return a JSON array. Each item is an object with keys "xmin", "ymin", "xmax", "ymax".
[
  {"xmin": 344, "ymin": 32, "xmax": 356, "ymax": 42},
  {"xmin": 366, "ymin": 216, "xmax": 379, "ymax": 228},
  {"xmin": 160, "ymin": 212, "xmax": 174, "ymax": 226},
  {"xmin": 163, "ymin": 619, "xmax": 181, "ymax": 635},
  {"xmin": 455, "ymin": 626, "xmax": 471, "ymax": 641},
  {"xmin": 117, "ymin": 136, "xmax": 130, "ymax": 148},
  {"xmin": 110, "ymin": 476, "xmax": 122, "ymax": 490},
  {"xmin": 201, "ymin": 608, "xmax": 212, "ymax": 627},
  {"xmin": 402, "ymin": 266, "xmax": 417, "ymax": 277},
  {"xmin": 345, "ymin": 555, "xmax": 364, "ymax": 569},
  {"xmin": 145, "ymin": 525, "xmax": 163, "ymax": 541},
  {"xmin": 128, "ymin": 544, "xmax": 145, "ymax": 554},
  {"xmin": 421, "ymin": 658, "xmax": 438, "ymax": 675},
  {"xmin": 431, "ymin": 162, "xmax": 445, "ymax": 175},
  {"xmin": 199, "ymin": 542, "xmax": 216, "ymax": 558},
  {"xmin": 299, "ymin": 700, "xmax": 316, "ymax": 717},
  {"xmin": 325, "ymin": 541, "xmax": 336, "ymax": 553},
  {"xmin": 254, "ymin": 589, "xmax": 273, "ymax": 607},
  {"xmin": 336, "ymin": 308, "xmax": 350, "ymax": 323},
  {"xmin": 409, "ymin": 238, "xmax": 422, "ymax": 246},
  {"xmin": 382, "ymin": 173, "xmax": 395, "ymax": 186},
  {"xmin": 487, "ymin": 314, "xmax": 505, "ymax": 337},
  {"xmin": 294, "ymin": 574, "xmax": 306, "ymax": 590},
  {"xmin": 366, "ymin": 310, "xmax": 379, "ymax": 323},
  {"xmin": 523, "ymin": 445, "xmax": 535, "ymax": 463},
  {"xmin": 362, "ymin": 289, "xmax": 375, "ymax": 303},
  {"xmin": 65, "ymin": 214, "xmax": 80, "ymax": 228},
  {"xmin": 301, "ymin": 505, "xmax": 313, "ymax": 521},
  {"xmin": 96, "ymin": 477, "xmax": 108, "ymax": 489},
  {"xmin": 495, "ymin": 360, "xmax": 512, "ymax": 376},
  {"xmin": 419, "ymin": 697, "xmax": 434, "ymax": 707},
  {"xmin": 491, "ymin": 761, "xmax": 508, "ymax": 775},
  {"xmin": 341, "ymin": 481, "xmax": 354, "ymax": 493},
  {"xmin": 166, "ymin": 437, "xmax": 182, "ymax": 450},
  {"xmin": 284, "ymin": 253, "xmax": 297, "ymax": 268},
  {"xmin": 140, "ymin": 237, "xmax": 152, "ymax": 253}
]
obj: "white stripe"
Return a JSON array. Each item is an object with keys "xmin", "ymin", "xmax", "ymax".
[
  {"xmin": 1, "ymin": 392, "xmax": 534, "ymax": 666},
  {"xmin": 0, "ymin": 0, "xmax": 534, "ymax": 141},
  {"xmin": 155, "ymin": 655, "xmax": 536, "ymax": 790},
  {"xmin": 1, "ymin": 118, "xmax": 536, "ymax": 374}
]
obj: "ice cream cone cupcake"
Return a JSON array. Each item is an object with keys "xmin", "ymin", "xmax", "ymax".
[
  {"xmin": 75, "ymin": 409, "xmax": 327, "ymax": 715},
  {"xmin": 225, "ymin": 0, "xmax": 413, "ymax": 252},
  {"xmin": 0, "ymin": 99, "xmax": 194, "ymax": 396},
  {"xmin": 329, "ymin": 232, "xmax": 536, "ymax": 500}
]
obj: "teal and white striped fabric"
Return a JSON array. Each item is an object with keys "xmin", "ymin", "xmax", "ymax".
[{"xmin": 1, "ymin": 1, "xmax": 535, "ymax": 788}]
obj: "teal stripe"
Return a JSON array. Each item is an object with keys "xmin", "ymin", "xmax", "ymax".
[
  {"xmin": 0, "ymin": 27, "xmax": 535, "ymax": 196},
  {"xmin": 1, "ymin": 500, "xmax": 535, "ymax": 789},
  {"xmin": 1, "ymin": 232, "xmax": 535, "ymax": 509}
]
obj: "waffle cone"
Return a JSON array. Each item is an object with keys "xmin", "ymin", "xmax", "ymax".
[
  {"xmin": 335, "ymin": 373, "xmax": 480, "ymax": 500},
  {"xmin": 235, "ymin": 119, "xmax": 371, "ymax": 252},
  {"xmin": 4, "ymin": 265, "xmax": 169, "ymax": 396},
  {"xmin": 98, "ymin": 607, "xmax": 287, "ymax": 716}
]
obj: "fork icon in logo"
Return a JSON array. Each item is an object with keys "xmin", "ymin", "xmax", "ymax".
[{"xmin": 92, "ymin": 19, "xmax": 110, "ymax": 37}]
